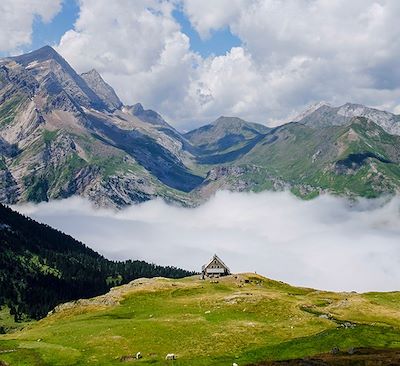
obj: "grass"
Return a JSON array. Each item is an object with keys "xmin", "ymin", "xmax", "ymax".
[
  {"xmin": 0, "ymin": 158, "xmax": 6, "ymax": 171},
  {"xmin": 0, "ymin": 308, "xmax": 34, "ymax": 334},
  {"xmin": 42, "ymin": 130, "xmax": 59, "ymax": 145},
  {"xmin": 0, "ymin": 274, "xmax": 399, "ymax": 365},
  {"xmin": 0, "ymin": 95, "xmax": 25, "ymax": 127}
]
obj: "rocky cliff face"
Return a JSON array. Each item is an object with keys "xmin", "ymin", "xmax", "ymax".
[
  {"xmin": 80, "ymin": 69, "xmax": 122, "ymax": 111},
  {"xmin": 295, "ymin": 102, "xmax": 400, "ymax": 135}
]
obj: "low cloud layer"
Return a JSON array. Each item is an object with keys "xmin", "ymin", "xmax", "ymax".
[{"xmin": 16, "ymin": 191, "xmax": 400, "ymax": 293}]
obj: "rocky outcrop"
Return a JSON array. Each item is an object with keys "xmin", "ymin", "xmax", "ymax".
[
  {"xmin": 124, "ymin": 103, "xmax": 170, "ymax": 127},
  {"xmin": 296, "ymin": 102, "xmax": 400, "ymax": 135},
  {"xmin": 81, "ymin": 69, "xmax": 122, "ymax": 111},
  {"xmin": 0, "ymin": 169, "xmax": 19, "ymax": 204}
]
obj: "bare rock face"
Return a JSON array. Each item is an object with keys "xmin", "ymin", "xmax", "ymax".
[
  {"xmin": 11, "ymin": 46, "xmax": 107, "ymax": 111},
  {"xmin": 81, "ymin": 69, "xmax": 122, "ymax": 111},
  {"xmin": 0, "ymin": 169, "xmax": 19, "ymax": 204},
  {"xmin": 124, "ymin": 103, "xmax": 171, "ymax": 127},
  {"xmin": 295, "ymin": 102, "xmax": 400, "ymax": 135}
]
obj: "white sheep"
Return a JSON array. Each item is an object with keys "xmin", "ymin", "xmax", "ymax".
[
  {"xmin": 165, "ymin": 353, "xmax": 177, "ymax": 360},
  {"xmin": 233, "ymin": 363, "xmax": 239, "ymax": 366},
  {"xmin": 136, "ymin": 352, "xmax": 142, "ymax": 359}
]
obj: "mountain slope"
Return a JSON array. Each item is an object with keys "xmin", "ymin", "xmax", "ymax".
[
  {"xmin": 0, "ymin": 46, "xmax": 202, "ymax": 207},
  {"xmin": 1, "ymin": 274, "xmax": 399, "ymax": 365},
  {"xmin": 295, "ymin": 102, "xmax": 400, "ymax": 135},
  {"xmin": 0, "ymin": 203, "xmax": 192, "ymax": 322},
  {"xmin": 11, "ymin": 45, "xmax": 107, "ymax": 111},
  {"xmin": 195, "ymin": 117, "xmax": 400, "ymax": 199},
  {"xmin": 81, "ymin": 69, "xmax": 122, "ymax": 111},
  {"xmin": 185, "ymin": 116, "xmax": 270, "ymax": 157}
]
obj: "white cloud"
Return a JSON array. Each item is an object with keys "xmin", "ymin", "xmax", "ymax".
[
  {"xmin": 56, "ymin": 0, "xmax": 198, "ymax": 124},
  {"xmin": 53, "ymin": 0, "xmax": 400, "ymax": 129},
  {"xmin": 15, "ymin": 191, "xmax": 400, "ymax": 293},
  {"xmin": 181, "ymin": 0, "xmax": 246, "ymax": 39},
  {"xmin": 0, "ymin": 0, "xmax": 62, "ymax": 53}
]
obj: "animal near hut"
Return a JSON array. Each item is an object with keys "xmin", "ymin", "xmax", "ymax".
[{"xmin": 201, "ymin": 254, "xmax": 230, "ymax": 279}]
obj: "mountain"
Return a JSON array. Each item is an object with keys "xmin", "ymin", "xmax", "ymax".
[
  {"xmin": 1, "ymin": 274, "xmax": 399, "ymax": 365},
  {"xmin": 184, "ymin": 116, "xmax": 270, "ymax": 166},
  {"xmin": 294, "ymin": 102, "xmax": 400, "ymax": 135},
  {"xmin": 185, "ymin": 116, "xmax": 270, "ymax": 153},
  {"xmin": 195, "ymin": 117, "xmax": 400, "ymax": 199},
  {"xmin": 1, "ymin": 46, "xmax": 400, "ymax": 207},
  {"xmin": 80, "ymin": 69, "xmax": 122, "ymax": 111},
  {"xmin": 124, "ymin": 102, "xmax": 171, "ymax": 127},
  {"xmin": 0, "ymin": 46, "xmax": 202, "ymax": 208},
  {"xmin": 11, "ymin": 45, "xmax": 107, "ymax": 111},
  {"xmin": 0, "ymin": 203, "xmax": 192, "ymax": 323}
]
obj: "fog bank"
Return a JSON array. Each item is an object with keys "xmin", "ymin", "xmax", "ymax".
[{"xmin": 15, "ymin": 191, "xmax": 400, "ymax": 292}]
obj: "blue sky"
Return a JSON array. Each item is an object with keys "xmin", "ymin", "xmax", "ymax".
[
  {"xmin": 24, "ymin": 0, "xmax": 241, "ymax": 58},
  {"xmin": 172, "ymin": 9, "xmax": 241, "ymax": 57},
  {"xmin": 30, "ymin": 0, "xmax": 80, "ymax": 52}
]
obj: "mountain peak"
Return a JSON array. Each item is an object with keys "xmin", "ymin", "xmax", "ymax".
[
  {"xmin": 123, "ymin": 103, "xmax": 170, "ymax": 127},
  {"xmin": 81, "ymin": 68, "xmax": 101, "ymax": 77},
  {"xmin": 212, "ymin": 116, "xmax": 246, "ymax": 126},
  {"xmin": 81, "ymin": 68, "xmax": 122, "ymax": 111},
  {"xmin": 295, "ymin": 101, "xmax": 400, "ymax": 135},
  {"xmin": 12, "ymin": 45, "xmax": 61, "ymax": 65},
  {"xmin": 11, "ymin": 45, "xmax": 108, "ymax": 111},
  {"xmin": 337, "ymin": 102, "xmax": 371, "ymax": 116},
  {"xmin": 131, "ymin": 103, "xmax": 144, "ymax": 114},
  {"xmin": 292, "ymin": 101, "xmax": 332, "ymax": 122}
]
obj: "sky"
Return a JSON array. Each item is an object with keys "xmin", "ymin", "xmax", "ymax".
[
  {"xmin": 16, "ymin": 191, "xmax": 400, "ymax": 293},
  {"xmin": 1, "ymin": 0, "xmax": 400, "ymax": 129}
]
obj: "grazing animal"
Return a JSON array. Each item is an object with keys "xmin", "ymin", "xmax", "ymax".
[
  {"xmin": 165, "ymin": 353, "xmax": 177, "ymax": 360},
  {"xmin": 233, "ymin": 363, "xmax": 239, "ymax": 366},
  {"xmin": 136, "ymin": 352, "xmax": 142, "ymax": 359}
]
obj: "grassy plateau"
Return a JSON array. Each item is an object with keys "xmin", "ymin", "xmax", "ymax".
[{"xmin": 0, "ymin": 274, "xmax": 399, "ymax": 365}]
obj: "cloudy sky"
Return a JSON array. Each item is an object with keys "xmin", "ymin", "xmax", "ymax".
[
  {"xmin": 1, "ymin": 0, "xmax": 399, "ymax": 129},
  {"xmin": 16, "ymin": 192, "xmax": 400, "ymax": 293}
]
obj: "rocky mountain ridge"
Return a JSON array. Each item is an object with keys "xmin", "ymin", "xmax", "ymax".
[{"xmin": 295, "ymin": 101, "xmax": 400, "ymax": 135}]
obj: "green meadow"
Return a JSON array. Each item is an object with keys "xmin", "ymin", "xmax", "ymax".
[{"xmin": 1, "ymin": 274, "xmax": 399, "ymax": 365}]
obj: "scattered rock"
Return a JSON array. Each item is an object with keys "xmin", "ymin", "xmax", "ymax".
[{"xmin": 120, "ymin": 355, "xmax": 135, "ymax": 362}]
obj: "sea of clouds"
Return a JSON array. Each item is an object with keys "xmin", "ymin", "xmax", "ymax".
[{"xmin": 15, "ymin": 191, "xmax": 400, "ymax": 293}]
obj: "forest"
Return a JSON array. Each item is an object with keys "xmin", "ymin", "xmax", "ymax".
[{"xmin": 0, "ymin": 203, "xmax": 194, "ymax": 323}]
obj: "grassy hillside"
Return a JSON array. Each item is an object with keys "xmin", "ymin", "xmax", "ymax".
[{"xmin": 1, "ymin": 274, "xmax": 399, "ymax": 365}]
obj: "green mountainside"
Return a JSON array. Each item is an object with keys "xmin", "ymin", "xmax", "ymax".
[
  {"xmin": 195, "ymin": 118, "xmax": 400, "ymax": 200},
  {"xmin": 0, "ymin": 203, "xmax": 192, "ymax": 324},
  {"xmin": 0, "ymin": 274, "xmax": 399, "ymax": 365}
]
